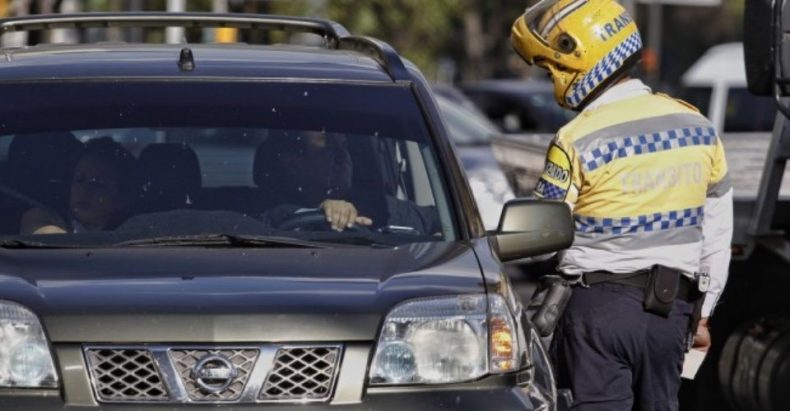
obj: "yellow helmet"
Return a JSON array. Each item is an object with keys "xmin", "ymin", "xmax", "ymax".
[{"xmin": 511, "ymin": 0, "xmax": 642, "ymax": 110}]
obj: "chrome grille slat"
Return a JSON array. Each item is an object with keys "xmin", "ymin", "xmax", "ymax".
[
  {"xmin": 169, "ymin": 349, "xmax": 258, "ymax": 401},
  {"xmin": 260, "ymin": 347, "xmax": 340, "ymax": 401},
  {"xmin": 85, "ymin": 348, "xmax": 168, "ymax": 402}
]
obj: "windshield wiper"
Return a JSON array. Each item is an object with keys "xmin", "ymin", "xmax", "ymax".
[
  {"xmin": 312, "ymin": 235, "xmax": 394, "ymax": 248},
  {"xmin": 114, "ymin": 233, "xmax": 327, "ymax": 249},
  {"xmin": 0, "ymin": 239, "xmax": 81, "ymax": 249}
]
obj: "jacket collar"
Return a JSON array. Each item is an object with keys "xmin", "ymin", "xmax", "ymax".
[{"xmin": 583, "ymin": 78, "xmax": 652, "ymax": 112}]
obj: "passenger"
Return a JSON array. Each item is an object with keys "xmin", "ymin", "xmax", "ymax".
[
  {"xmin": 258, "ymin": 131, "xmax": 440, "ymax": 234},
  {"xmin": 20, "ymin": 137, "xmax": 138, "ymax": 234}
]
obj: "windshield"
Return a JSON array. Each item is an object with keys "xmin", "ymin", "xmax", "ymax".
[{"xmin": 0, "ymin": 81, "xmax": 456, "ymax": 247}]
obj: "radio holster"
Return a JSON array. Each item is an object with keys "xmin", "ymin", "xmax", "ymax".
[
  {"xmin": 643, "ymin": 265, "xmax": 681, "ymax": 317},
  {"xmin": 528, "ymin": 275, "xmax": 575, "ymax": 337}
]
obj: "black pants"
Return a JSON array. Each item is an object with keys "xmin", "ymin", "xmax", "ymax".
[{"xmin": 550, "ymin": 283, "xmax": 693, "ymax": 411}]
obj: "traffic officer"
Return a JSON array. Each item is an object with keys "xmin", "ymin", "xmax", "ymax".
[{"xmin": 511, "ymin": 0, "xmax": 733, "ymax": 409}]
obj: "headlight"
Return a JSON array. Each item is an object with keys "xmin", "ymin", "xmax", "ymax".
[
  {"xmin": 0, "ymin": 301, "xmax": 58, "ymax": 388},
  {"xmin": 369, "ymin": 294, "xmax": 522, "ymax": 385}
]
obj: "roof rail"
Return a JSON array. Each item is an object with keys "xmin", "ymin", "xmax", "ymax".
[
  {"xmin": 0, "ymin": 12, "xmax": 349, "ymax": 39},
  {"xmin": 0, "ymin": 12, "xmax": 410, "ymax": 82},
  {"xmin": 337, "ymin": 36, "xmax": 410, "ymax": 82}
]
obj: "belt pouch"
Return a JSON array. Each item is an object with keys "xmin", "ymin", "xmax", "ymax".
[{"xmin": 643, "ymin": 265, "xmax": 680, "ymax": 317}]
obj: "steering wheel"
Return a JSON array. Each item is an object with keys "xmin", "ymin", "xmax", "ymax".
[{"xmin": 276, "ymin": 209, "xmax": 369, "ymax": 232}]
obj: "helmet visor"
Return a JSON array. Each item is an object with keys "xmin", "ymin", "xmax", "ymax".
[{"xmin": 524, "ymin": 0, "xmax": 587, "ymax": 41}]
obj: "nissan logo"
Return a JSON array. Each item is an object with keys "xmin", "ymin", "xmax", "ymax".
[{"xmin": 190, "ymin": 354, "xmax": 239, "ymax": 394}]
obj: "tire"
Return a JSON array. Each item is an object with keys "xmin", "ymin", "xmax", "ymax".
[
  {"xmin": 744, "ymin": 0, "xmax": 776, "ymax": 96},
  {"xmin": 719, "ymin": 318, "xmax": 790, "ymax": 411}
]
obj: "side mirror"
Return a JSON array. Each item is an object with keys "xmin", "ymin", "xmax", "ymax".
[{"xmin": 494, "ymin": 199, "xmax": 574, "ymax": 262}]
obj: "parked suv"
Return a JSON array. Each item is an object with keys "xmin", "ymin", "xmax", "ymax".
[{"xmin": 0, "ymin": 13, "xmax": 572, "ymax": 410}]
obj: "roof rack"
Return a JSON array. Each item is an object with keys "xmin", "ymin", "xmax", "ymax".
[{"xmin": 0, "ymin": 12, "xmax": 410, "ymax": 81}]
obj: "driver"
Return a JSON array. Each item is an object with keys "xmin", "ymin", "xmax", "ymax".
[
  {"xmin": 258, "ymin": 130, "xmax": 371, "ymax": 231},
  {"xmin": 20, "ymin": 137, "xmax": 138, "ymax": 234},
  {"xmin": 257, "ymin": 130, "xmax": 440, "ymax": 234}
]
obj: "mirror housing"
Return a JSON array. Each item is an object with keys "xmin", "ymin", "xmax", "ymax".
[{"xmin": 494, "ymin": 199, "xmax": 574, "ymax": 262}]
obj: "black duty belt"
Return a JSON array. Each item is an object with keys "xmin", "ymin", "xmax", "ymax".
[{"xmin": 582, "ymin": 270, "xmax": 700, "ymax": 302}]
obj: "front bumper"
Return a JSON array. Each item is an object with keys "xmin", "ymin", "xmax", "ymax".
[
  {"xmin": 0, "ymin": 376, "xmax": 545, "ymax": 410},
  {"xmin": 0, "ymin": 344, "xmax": 551, "ymax": 411}
]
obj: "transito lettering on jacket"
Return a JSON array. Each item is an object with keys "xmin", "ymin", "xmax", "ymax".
[{"xmin": 620, "ymin": 162, "xmax": 703, "ymax": 194}]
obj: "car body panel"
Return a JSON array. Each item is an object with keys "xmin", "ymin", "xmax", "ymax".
[
  {"xmin": 0, "ymin": 242, "xmax": 487, "ymax": 343},
  {"xmin": 0, "ymin": 44, "xmax": 394, "ymax": 83}
]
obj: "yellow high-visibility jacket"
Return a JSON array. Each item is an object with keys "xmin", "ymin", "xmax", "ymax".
[{"xmin": 534, "ymin": 79, "xmax": 733, "ymax": 316}]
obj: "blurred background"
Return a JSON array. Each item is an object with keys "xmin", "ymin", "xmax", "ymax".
[{"xmin": 0, "ymin": 0, "xmax": 747, "ymax": 91}]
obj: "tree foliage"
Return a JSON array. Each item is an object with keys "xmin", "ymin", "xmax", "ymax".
[
  {"xmin": 26, "ymin": 0, "xmax": 747, "ymax": 86},
  {"xmin": 272, "ymin": 0, "xmax": 463, "ymax": 80}
]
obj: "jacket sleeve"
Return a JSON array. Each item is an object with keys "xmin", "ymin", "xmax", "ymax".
[
  {"xmin": 700, "ymin": 137, "xmax": 734, "ymax": 317},
  {"xmin": 533, "ymin": 136, "xmax": 582, "ymax": 210}
]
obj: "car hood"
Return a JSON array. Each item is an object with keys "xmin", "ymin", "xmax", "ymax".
[{"xmin": 0, "ymin": 242, "xmax": 486, "ymax": 343}]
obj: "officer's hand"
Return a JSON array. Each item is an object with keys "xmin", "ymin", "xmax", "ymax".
[
  {"xmin": 692, "ymin": 317, "xmax": 711, "ymax": 352},
  {"xmin": 320, "ymin": 199, "xmax": 373, "ymax": 231}
]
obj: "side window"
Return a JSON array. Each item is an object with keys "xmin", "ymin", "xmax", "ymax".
[{"xmin": 724, "ymin": 87, "xmax": 777, "ymax": 132}]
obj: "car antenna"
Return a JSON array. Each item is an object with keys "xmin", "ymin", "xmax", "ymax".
[{"xmin": 178, "ymin": 46, "xmax": 195, "ymax": 72}]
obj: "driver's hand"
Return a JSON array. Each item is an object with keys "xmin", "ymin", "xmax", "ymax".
[
  {"xmin": 20, "ymin": 208, "xmax": 67, "ymax": 235},
  {"xmin": 320, "ymin": 199, "xmax": 373, "ymax": 231}
]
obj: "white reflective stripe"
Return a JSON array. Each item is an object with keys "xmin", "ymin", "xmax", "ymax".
[
  {"xmin": 707, "ymin": 173, "xmax": 732, "ymax": 198},
  {"xmin": 558, "ymin": 241, "xmax": 701, "ymax": 277},
  {"xmin": 524, "ymin": 0, "xmax": 560, "ymax": 30},
  {"xmin": 539, "ymin": 0, "xmax": 588, "ymax": 38},
  {"xmin": 699, "ymin": 188, "xmax": 733, "ymax": 317},
  {"xmin": 573, "ymin": 225, "xmax": 702, "ymax": 250}
]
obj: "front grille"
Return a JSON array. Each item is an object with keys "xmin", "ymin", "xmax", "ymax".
[
  {"xmin": 85, "ymin": 349, "xmax": 168, "ymax": 402},
  {"xmin": 84, "ymin": 344, "xmax": 342, "ymax": 404},
  {"xmin": 260, "ymin": 347, "xmax": 341, "ymax": 401},
  {"xmin": 169, "ymin": 349, "xmax": 258, "ymax": 401}
]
